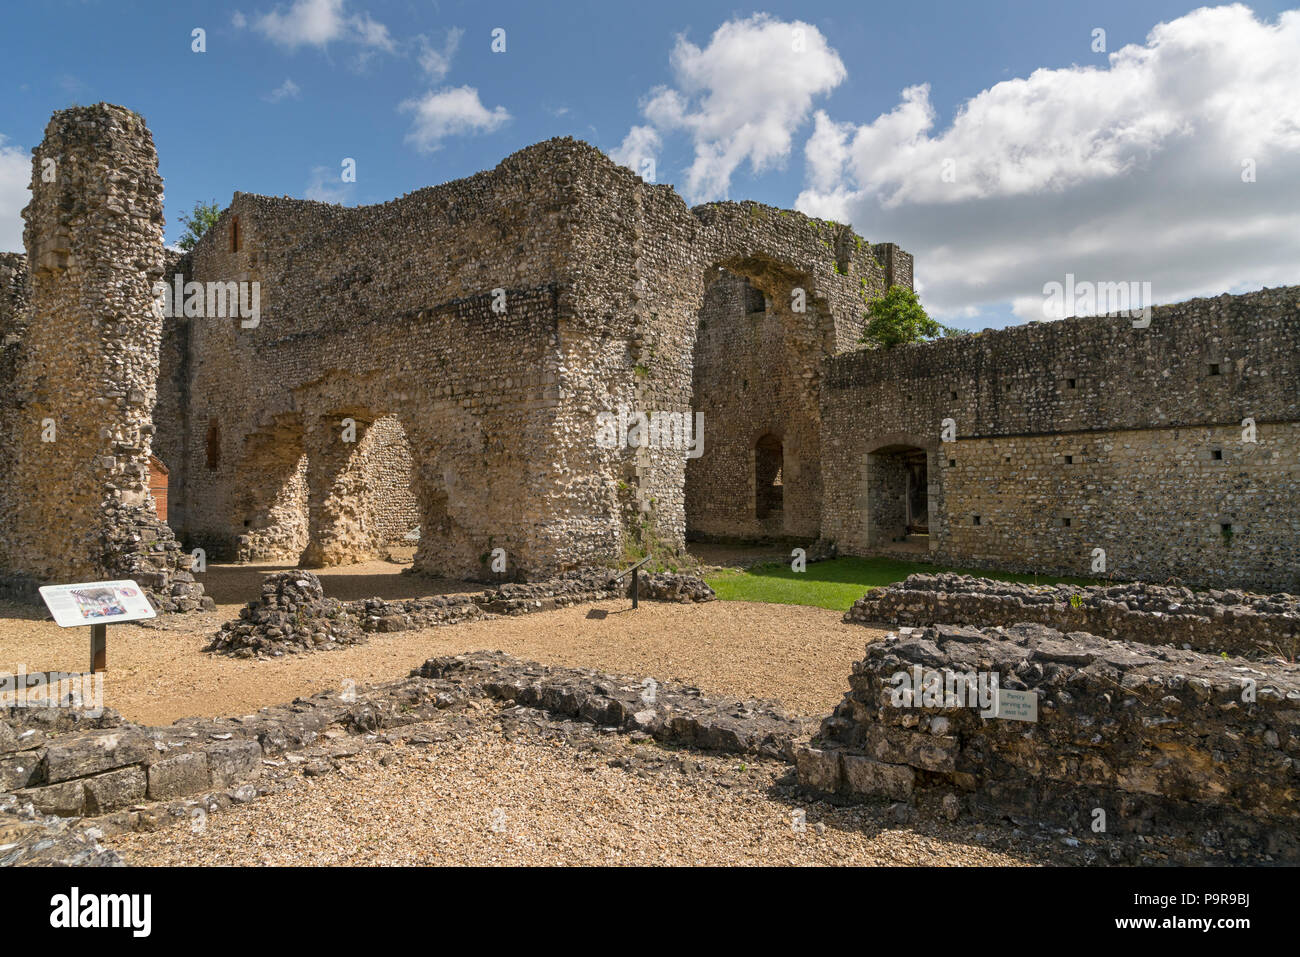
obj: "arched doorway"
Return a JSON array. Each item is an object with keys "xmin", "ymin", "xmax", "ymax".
[
  {"xmin": 684, "ymin": 263, "xmax": 827, "ymax": 541},
  {"xmin": 866, "ymin": 443, "xmax": 932, "ymax": 550}
]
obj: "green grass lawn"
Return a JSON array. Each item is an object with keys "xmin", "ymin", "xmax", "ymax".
[{"xmin": 705, "ymin": 556, "xmax": 1097, "ymax": 612}]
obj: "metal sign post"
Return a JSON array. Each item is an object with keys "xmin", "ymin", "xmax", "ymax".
[
  {"xmin": 609, "ymin": 556, "xmax": 651, "ymax": 610},
  {"xmin": 38, "ymin": 580, "xmax": 156, "ymax": 678},
  {"xmin": 90, "ymin": 622, "xmax": 108, "ymax": 674}
]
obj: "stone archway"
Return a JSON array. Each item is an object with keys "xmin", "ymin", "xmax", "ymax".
[
  {"xmin": 684, "ymin": 258, "xmax": 830, "ymax": 541},
  {"xmin": 232, "ymin": 414, "xmax": 309, "ymax": 562}
]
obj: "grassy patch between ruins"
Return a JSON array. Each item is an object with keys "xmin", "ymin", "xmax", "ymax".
[{"xmin": 705, "ymin": 557, "xmax": 1097, "ymax": 611}]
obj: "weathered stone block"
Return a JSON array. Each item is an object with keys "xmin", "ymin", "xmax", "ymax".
[
  {"xmin": 146, "ymin": 750, "xmax": 211, "ymax": 800},
  {"xmin": 206, "ymin": 739, "xmax": 262, "ymax": 789},
  {"xmin": 795, "ymin": 746, "xmax": 841, "ymax": 793},
  {"xmin": 42, "ymin": 728, "xmax": 150, "ymax": 783},
  {"xmin": 83, "ymin": 766, "xmax": 147, "ymax": 814},
  {"xmin": 842, "ymin": 754, "xmax": 914, "ymax": 800},
  {"xmin": 15, "ymin": 779, "xmax": 86, "ymax": 816},
  {"xmin": 0, "ymin": 750, "xmax": 43, "ymax": 790}
]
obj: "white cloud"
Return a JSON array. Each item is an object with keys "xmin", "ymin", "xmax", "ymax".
[
  {"xmin": 400, "ymin": 86, "xmax": 510, "ymax": 153},
  {"xmin": 796, "ymin": 4, "xmax": 1300, "ymax": 322},
  {"xmin": 252, "ymin": 0, "xmax": 393, "ymax": 52},
  {"xmin": 615, "ymin": 14, "xmax": 845, "ymax": 203},
  {"xmin": 0, "ymin": 135, "xmax": 29, "ymax": 253},
  {"xmin": 232, "ymin": 10, "xmax": 248, "ymax": 29},
  {"xmin": 418, "ymin": 27, "xmax": 464, "ymax": 83},
  {"xmin": 304, "ymin": 164, "xmax": 354, "ymax": 204},
  {"xmin": 263, "ymin": 78, "xmax": 301, "ymax": 102},
  {"xmin": 608, "ymin": 125, "xmax": 661, "ymax": 175}
]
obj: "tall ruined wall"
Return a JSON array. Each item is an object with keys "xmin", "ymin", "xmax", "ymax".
[
  {"xmin": 151, "ymin": 248, "xmax": 190, "ymax": 535},
  {"xmin": 685, "ymin": 271, "xmax": 825, "ymax": 539},
  {"xmin": 821, "ymin": 287, "xmax": 1300, "ymax": 591},
  {"xmin": 562, "ymin": 152, "xmax": 898, "ymax": 556},
  {"xmin": 0, "ymin": 105, "xmax": 207, "ymax": 610},
  {"xmin": 0, "ymin": 253, "xmax": 31, "ymax": 571},
  {"xmin": 181, "ymin": 141, "xmax": 594, "ymax": 578},
  {"xmin": 176, "ymin": 138, "xmax": 901, "ymax": 576}
]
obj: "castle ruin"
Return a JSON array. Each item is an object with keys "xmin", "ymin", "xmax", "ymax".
[{"xmin": 0, "ymin": 103, "xmax": 1296, "ymax": 602}]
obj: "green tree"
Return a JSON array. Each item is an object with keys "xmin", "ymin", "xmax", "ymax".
[
  {"xmin": 860, "ymin": 285, "xmax": 960, "ymax": 348},
  {"xmin": 175, "ymin": 200, "xmax": 222, "ymax": 252}
]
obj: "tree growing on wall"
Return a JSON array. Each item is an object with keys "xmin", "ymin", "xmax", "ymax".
[
  {"xmin": 860, "ymin": 285, "xmax": 960, "ymax": 348},
  {"xmin": 175, "ymin": 200, "xmax": 222, "ymax": 252}
]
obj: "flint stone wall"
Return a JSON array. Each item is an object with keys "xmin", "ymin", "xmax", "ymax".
[
  {"xmin": 846, "ymin": 574, "xmax": 1300, "ymax": 658},
  {"xmin": 170, "ymin": 137, "xmax": 897, "ymax": 583},
  {"xmin": 799, "ymin": 621, "xmax": 1300, "ymax": 861},
  {"xmin": 0, "ymin": 105, "xmax": 209, "ymax": 612},
  {"xmin": 820, "ymin": 286, "xmax": 1300, "ymax": 592}
]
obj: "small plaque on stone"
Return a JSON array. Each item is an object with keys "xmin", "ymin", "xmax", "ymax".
[{"xmin": 992, "ymin": 688, "xmax": 1038, "ymax": 722}]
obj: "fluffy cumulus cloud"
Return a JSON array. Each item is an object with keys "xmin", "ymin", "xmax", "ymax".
[
  {"xmin": 796, "ymin": 4, "xmax": 1300, "ymax": 323},
  {"xmin": 248, "ymin": 0, "xmax": 393, "ymax": 53},
  {"xmin": 400, "ymin": 86, "xmax": 510, "ymax": 153},
  {"xmin": 611, "ymin": 14, "xmax": 845, "ymax": 202},
  {"xmin": 608, "ymin": 125, "xmax": 662, "ymax": 177},
  {"xmin": 0, "ymin": 135, "xmax": 29, "ymax": 253}
]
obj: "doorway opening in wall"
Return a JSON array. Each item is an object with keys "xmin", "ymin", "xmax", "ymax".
[
  {"xmin": 866, "ymin": 444, "xmax": 931, "ymax": 554},
  {"xmin": 755, "ymin": 433, "xmax": 784, "ymax": 525},
  {"xmin": 196, "ymin": 412, "xmax": 439, "ymax": 607},
  {"xmin": 147, "ymin": 454, "xmax": 170, "ymax": 524}
]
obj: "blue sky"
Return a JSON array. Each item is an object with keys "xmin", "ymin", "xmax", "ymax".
[{"xmin": 2, "ymin": 0, "xmax": 1297, "ymax": 328}]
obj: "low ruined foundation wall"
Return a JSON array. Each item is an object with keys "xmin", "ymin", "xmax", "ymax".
[
  {"xmin": 845, "ymin": 574, "xmax": 1300, "ymax": 658},
  {"xmin": 798, "ymin": 622, "xmax": 1300, "ymax": 862},
  {"xmin": 207, "ymin": 568, "xmax": 715, "ymax": 657},
  {"xmin": 2, "ymin": 650, "xmax": 804, "ymax": 864}
]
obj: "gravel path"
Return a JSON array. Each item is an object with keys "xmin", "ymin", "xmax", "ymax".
[
  {"xmin": 0, "ymin": 571, "xmax": 877, "ymax": 725},
  {"xmin": 105, "ymin": 708, "xmax": 1053, "ymax": 867}
]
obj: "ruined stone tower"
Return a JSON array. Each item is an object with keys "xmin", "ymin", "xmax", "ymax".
[{"xmin": 0, "ymin": 104, "xmax": 208, "ymax": 610}]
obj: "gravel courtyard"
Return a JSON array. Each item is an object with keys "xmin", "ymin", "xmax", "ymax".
[{"xmin": 0, "ymin": 561, "xmax": 877, "ymax": 725}]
